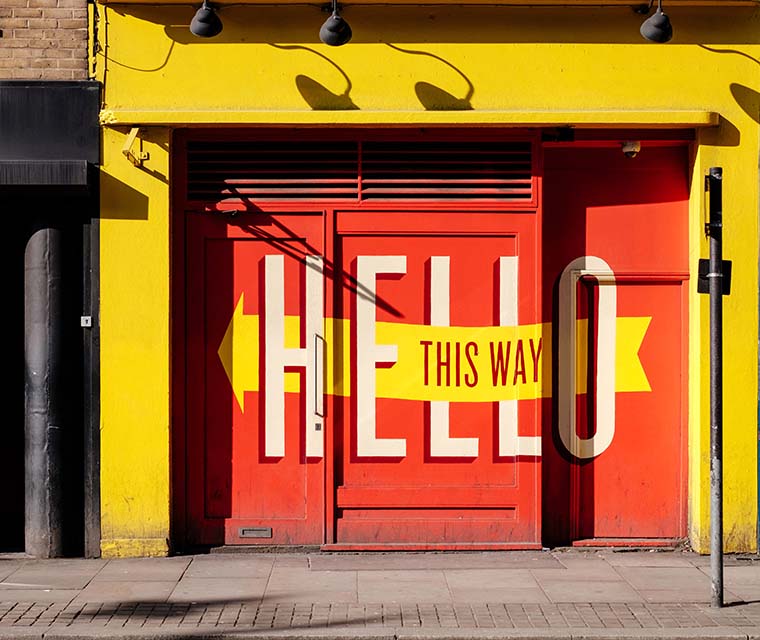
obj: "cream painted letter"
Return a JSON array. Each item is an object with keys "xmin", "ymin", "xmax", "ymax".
[
  {"xmin": 264, "ymin": 254, "xmax": 324, "ymax": 458},
  {"xmin": 558, "ymin": 256, "xmax": 616, "ymax": 459},
  {"xmin": 356, "ymin": 255, "xmax": 407, "ymax": 457},
  {"xmin": 498, "ymin": 256, "xmax": 541, "ymax": 457},
  {"xmin": 429, "ymin": 256, "xmax": 479, "ymax": 457}
]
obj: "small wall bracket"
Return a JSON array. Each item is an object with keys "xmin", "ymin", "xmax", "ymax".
[
  {"xmin": 121, "ymin": 127, "xmax": 150, "ymax": 166},
  {"xmin": 697, "ymin": 258, "xmax": 732, "ymax": 296}
]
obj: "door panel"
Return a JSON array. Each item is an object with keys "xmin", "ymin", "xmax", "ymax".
[
  {"xmin": 334, "ymin": 212, "xmax": 541, "ymax": 545},
  {"xmin": 542, "ymin": 145, "xmax": 688, "ymax": 544},
  {"xmin": 186, "ymin": 212, "xmax": 325, "ymax": 545}
]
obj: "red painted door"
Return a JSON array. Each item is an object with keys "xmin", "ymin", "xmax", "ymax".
[
  {"xmin": 185, "ymin": 212, "xmax": 325, "ymax": 545},
  {"xmin": 333, "ymin": 211, "xmax": 541, "ymax": 547},
  {"xmin": 542, "ymin": 145, "xmax": 688, "ymax": 544}
]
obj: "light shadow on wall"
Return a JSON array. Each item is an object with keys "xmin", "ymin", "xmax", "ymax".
[
  {"xmin": 269, "ymin": 44, "xmax": 358, "ymax": 110},
  {"xmin": 414, "ymin": 82, "xmax": 473, "ymax": 111},
  {"xmin": 700, "ymin": 116, "xmax": 741, "ymax": 148},
  {"xmin": 295, "ymin": 76, "xmax": 358, "ymax": 110},
  {"xmin": 386, "ymin": 43, "xmax": 473, "ymax": 111},
  {"xmin": 729, "ymin": 83, "xmax": 760, "ymax": 124},
  {"xmin": 100, "ymin": 172, "xmax": 150, "ymax": 220}
]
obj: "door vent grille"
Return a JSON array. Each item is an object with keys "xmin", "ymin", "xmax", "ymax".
[
  {"xmin": 187, "ymin": 140, "xmax": 359, "ymax": 203},
  {"xmin": 360, "ymin": 141, "xmax": 533, "ymax": 201},
  {"xmin": 186, "ymin": 139, "xmax": 534, "ymax": 206}
]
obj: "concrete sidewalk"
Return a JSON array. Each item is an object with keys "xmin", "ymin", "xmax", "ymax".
[{"xmin": 1, "ymin": 549, "xmax": 760, "ymax": 639}]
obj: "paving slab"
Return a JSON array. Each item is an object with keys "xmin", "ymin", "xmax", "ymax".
[
  {"xmin": 309, "ymin": 553, "xmax": 562, "ymax": 572},
  {"xmin": 638, "ymin": 587, "xmax": 743, "ymax": 604},
  {"xmin": 357, "ymin": 571, "xmax": 451, "ymax": 604},
  {"xmin": 443, "ymin": 570, "xmax": 549, "ymax": 604},
  {"xmin": 0, "ymin": 589, "xmax": 79, "ymax": 604},
  {"xmin": 537, "ymin": 579, "xmax": 643, "ymax": 604},
  {"xmin": 272, "ymin": 557, "xmax": 310, "ymax": 569},
  {"xmin": 530, "ymin": 566, "xmax": 622, "ymax": 585},
  {"xmin": 718, "ymin": 585, "xmax": 760, "ymax": 604},
  {"xmin": 715, "ymin": 565, "xmax": 760, "ymax": 586},
  {"xmin": 169, "ymin": 578, "xmax": 268, "ymax": 604},
  {"xmin": 94, "ymin": 559, "xmax": 191, "ymax": 583},
  {"xmin": 600, "ymin": 553, "xmax": 697, "ymax": 568},
  {"xmin": 266, "ymin": 568, "xmax": 357, "ymax": 603},
  {"xmin": 613, "ymin": 567, "xmax": 709, "ymax": 591},
  {"xmin": 72, "ymin": 581, "xmax": 178, "ymax": 604},
  {"xmin": 3, "ymin": 560, "xmax": 106, "ymax": 590},
  {"xmin": 0, "ymin": 564, "xmax": 26, "ymax": 583},
  {"xmin": 183, "ymin": 556, "xmax": 274, "ymax": 579}
]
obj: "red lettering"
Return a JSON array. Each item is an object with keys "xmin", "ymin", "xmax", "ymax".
[
  {"xmin": 513, "ymin": 339, "xmax": 526, "ymax": 385},
  {"xmin": 464, "ymin": 342, "xmax": 478, "ymax": 388},
  {"xmin": 455, "ymin": 341, "xmax": 461, "ymax": 387},
  {"xmin": 490, "ymin": 340, "xmax": 511, "ymax": 386},
  {"xmin": 529, "ymin": 337, "xmax": 543, "ymax": 383},
  {"xmin": 420, "ymin": 340, "xmax": 433, "ymax": 386},
  {"xmin": 437, "ymin": 341, "xmax": 451, "ymax": 387}
]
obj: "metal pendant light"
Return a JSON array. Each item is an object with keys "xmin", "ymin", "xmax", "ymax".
[
  {"xmin": 191, "ymin": 0, "xmax": 223, "ymax": 38},
  {"xmin": 320, "ymin": 0, "xmax": 352, "ymax": 46},
  {"xmin": 640, "ymin": 0, "xmax": 673, "ymax": 43}
]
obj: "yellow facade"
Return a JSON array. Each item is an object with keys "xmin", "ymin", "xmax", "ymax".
[{"xmin": 97, "ymin": 1, "xmax": 760, "ymax": 556}]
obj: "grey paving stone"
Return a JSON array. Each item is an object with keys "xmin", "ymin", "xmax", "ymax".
[
  {"xmin": 273, "ymin": 557, "xmax": 310, "ymax": 569},
  {"xmin": 601, "ymin": 553, "xmax": 698, "ymax": 568},
  {"xmin": 71, "ymin": 581, "xmax": 177, "ymax": 604},
  {"xmin": 614, "ymin": 567, "xmax": 709, "ymax": 591},
  {"xmin": 0, "ymin": 563, "xmax": 27, "ymax": 584},
  {"xmin": 638, "ymin": 588, "xmax": 716, "ymax": 604},
  {"xmin": 3, "ymin": 560, "xmax": 106, "ymax": 590},
  {"xmin": 310, "ymin": 553, "xmax": 561, "ymax": 572},
  {"xmin": 93, "ymin": 559, "xmax": 190, "ymax": 583},
  {"xmin": 444, "ymin": 570, "xmax": 549, "ymax": 604},
  {"xmin": 721, "ymin": 565, "xmax": 760, "ymax": 586},
  {"xmin": 183, "ymin": 556, "xmax": 274, "ymax": 579},
  {"xmin": 539, "ymin": 580, "xmax": 644, "ymax": 604},
  {"xmin": 358, "ymin": 572, "xmax": 451, "ymax": 604},
  {"xmin": 168, "ymin": 578, "xmax": 268, "ymax": 603},
  {"xmin": 266, "ymin": 568, "xmax": 357, "ymax": 603},
  {"xmin": 531, "ymin": 563, "xmax": 623, "ymax": 584},
  {"xmin": 0, "ymin": 590, "xmax": 79, "ymax": 604}
]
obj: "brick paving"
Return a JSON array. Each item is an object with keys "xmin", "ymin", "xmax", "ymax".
[{"xmin": 1, "ymin": 600, "xmax": 760, "ymax": 631}]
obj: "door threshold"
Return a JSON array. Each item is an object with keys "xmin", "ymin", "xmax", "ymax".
[
  {"xmin": 571, "ymin": 538, "xmax": 681, "ymax": 549},
  {"xmin": 209, "ymin": 544, "xmax": 322, "ymax": 554},
  {"xmin": 321, "ymin": 542, "xmax": 544, "ymax": 551}
]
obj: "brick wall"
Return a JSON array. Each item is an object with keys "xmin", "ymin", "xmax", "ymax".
[{"xmin": 0, "ymin": 0, "xmax": 88, "ymax": 80}]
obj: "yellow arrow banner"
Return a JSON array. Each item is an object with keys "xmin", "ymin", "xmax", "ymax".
[{"xmin": 218, "ymin": 293, "xmax": 651, "ymax": 411}]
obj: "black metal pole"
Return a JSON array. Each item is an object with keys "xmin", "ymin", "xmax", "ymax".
[
  {"xmin": 707, "ymin": 166, "xmax": 724, "ymax": 608},
  {"xmin": 24, "ymin": 223, "xmax": 65, "ymax": 558}
]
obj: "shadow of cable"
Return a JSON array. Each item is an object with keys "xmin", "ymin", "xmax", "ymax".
[{"xmin": 295, "ymin": 75, "xmax": 358, "ymax": 110}]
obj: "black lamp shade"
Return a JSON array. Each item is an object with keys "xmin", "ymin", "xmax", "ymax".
[
  {"xmin": 640, "ymin": 8, "xmax": 673, "ymax": 43},
  {"xmin": 320, "ymin": 13, "xmax": 352, "ymax": 46},
  {"xmin": 191, "ymin": 3, "xmax": 223, "ymax": 38}
]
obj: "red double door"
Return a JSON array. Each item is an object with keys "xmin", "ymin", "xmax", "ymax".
[
  {"xmin": 185, "ymin": 211, "xmax": 542, "ymax": 546},
  {"xmin": 182, "ymin": 145, "xmax": 689, "ymax": 548}
]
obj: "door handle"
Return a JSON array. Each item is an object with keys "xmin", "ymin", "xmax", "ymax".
[{"xmin": 314, "ymin": 333, "xmax": 325, "ymax": 418}]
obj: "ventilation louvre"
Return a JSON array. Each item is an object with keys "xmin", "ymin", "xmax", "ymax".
[
  {"xmin": 186, "ymin": 139, "xmax": 534, "ymax": 205},
  {"xmin": 360, "ymin": 141, "xmax": 533, "ymax": 201}
]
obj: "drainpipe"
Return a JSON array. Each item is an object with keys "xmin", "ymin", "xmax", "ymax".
[{"xmin": 24, "ymin": 223, "xmax": 65, "ymax": 558}]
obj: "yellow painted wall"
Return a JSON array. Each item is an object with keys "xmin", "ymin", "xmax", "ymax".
[
  {"xmin": 96, "ymin": 2, "xmax": 760, "ymax": 554},
  {"xmin": 100, "ymin": 127, "xmax": 172, "ymax": 557}
]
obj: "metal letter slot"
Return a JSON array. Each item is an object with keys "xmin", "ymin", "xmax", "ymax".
[
  {"xmin": 239, "ymin": 527, "xmax": 272, "ymax": 539},
  {"xmin": 314, "ymin": 334, "xmax": 325, "ymax": 418}
]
